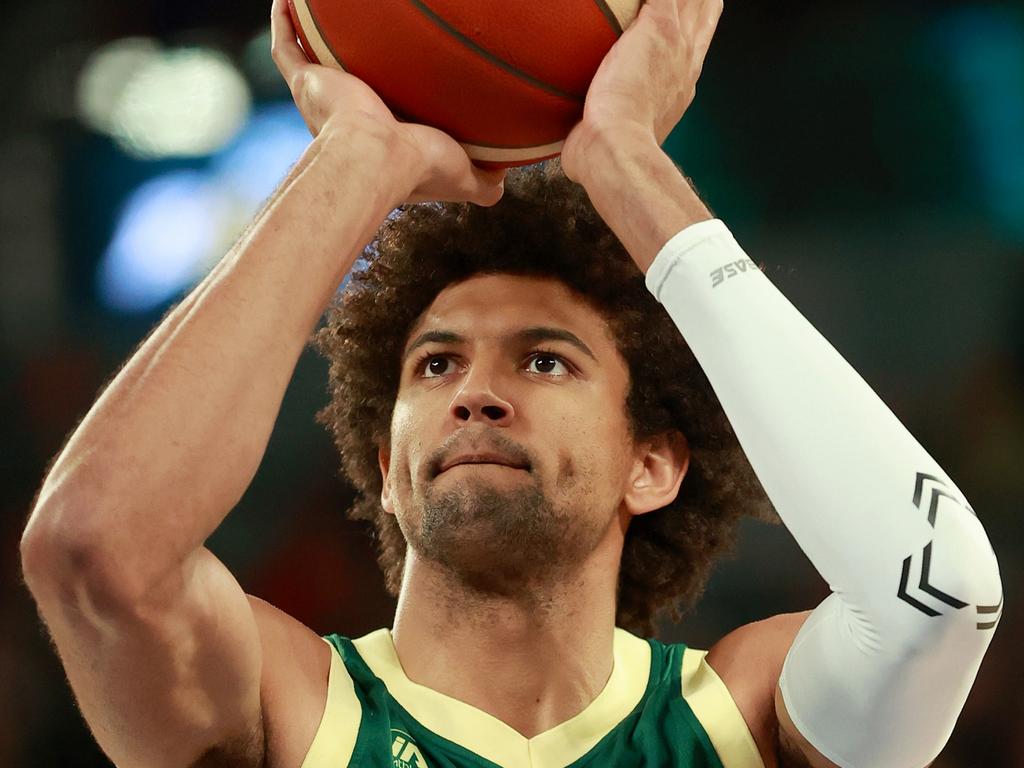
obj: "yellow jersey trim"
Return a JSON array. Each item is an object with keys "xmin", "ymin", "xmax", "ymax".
[
  {"xmin": 299, "ymin": 637, "xmax": 361, "ymax": 768},
  {"xmin": 681, "ymin": 647, "xmax": 765, "ymax": 768},
  {"xmin": 351, "ymin": 627, "xmax": 651, "ymax": 768}
]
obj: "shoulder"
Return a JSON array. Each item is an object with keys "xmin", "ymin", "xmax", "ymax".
[
  {"xmin": 246, "ymin": 595, "xmax": 334, "ymax": 768},
  {"xmin": 705, "ymin": 611, "xmax": 813, "ymax": 768}
]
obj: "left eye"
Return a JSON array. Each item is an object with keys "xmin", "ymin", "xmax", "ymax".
[
  {"xmin": 527, "ymin": 353, "xmax": 569, "ymax": 376},
  {"xmin": 419, "ymin": 354, "xmax": 573, "ymax": 380}
]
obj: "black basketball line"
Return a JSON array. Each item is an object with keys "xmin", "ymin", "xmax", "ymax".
[
  {"xmin": 408, "ymin": 0, "xmax": 584, "ymax": 102},
  {"xmin": 301, "ymin": 1, "xmax": 349, "ymax": 70},
  {"xmin": 592, "ymin": 0, "xmax": 625, "ymax": 34}
]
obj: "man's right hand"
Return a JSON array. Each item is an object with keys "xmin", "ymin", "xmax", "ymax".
[
  {"xmin": 20, "ymin": 9, "xmax": 502, "ymax": 768},
  {"xmin": 271, "ymin": 0, "xmax": 507, "ymax": 207}
]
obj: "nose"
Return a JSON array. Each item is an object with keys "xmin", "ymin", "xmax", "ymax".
[{"xmin": 449, "ymin": 367, "xmax": 515, "ymax": 426}]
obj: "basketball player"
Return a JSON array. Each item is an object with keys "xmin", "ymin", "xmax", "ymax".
[{"xmin": 20, "ymin": 0, "xmax": 1001, "ymax": 766}]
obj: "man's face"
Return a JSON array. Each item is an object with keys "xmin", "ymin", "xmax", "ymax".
[{"xmin": 378, "ymin": 273, "xmax": 641, "ymax": 594}]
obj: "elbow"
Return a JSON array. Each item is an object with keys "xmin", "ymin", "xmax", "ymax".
[
  {"xmin": 20, "ymin": 502, "xmax": 79, "ymax": 600},
  {"xmin": 873, "ymin": 511, "xmax": 1003, "ymax": 659},
  {"xmin": 947, "ymin": 512, "xmax": 1003, "ymax": 623},
  {"xmin": 20, "ymin": 501, "xmax": 146, "ymax": 615},
  {"xmin": 907, "ymin": 513, "xmax": 1003, "ymax": 649}
]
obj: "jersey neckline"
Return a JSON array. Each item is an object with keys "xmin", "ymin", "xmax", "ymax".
[{"xmin": 351, "ymin": 626, "xmax": 652, "ymax": 767}]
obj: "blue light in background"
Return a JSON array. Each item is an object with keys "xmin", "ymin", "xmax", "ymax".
[
  {"xmin": 97, "ymin": 170, "xmax": 222, "ymax": 312},
  {"xmin": 211, "ymin": 103, "xmax": 311, "ymax": 207},
  {"xmin": 97, "ymin": 102, "xmax": 311, "ymax": 314}
]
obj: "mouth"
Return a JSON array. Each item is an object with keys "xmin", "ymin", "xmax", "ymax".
[
  {"xmin": 442, "ymin": 461, "xmax": 526, "ymax": 472},
  {"xmin": 434, "ymin": 448, "xmax": 532, "ymax": 479}
]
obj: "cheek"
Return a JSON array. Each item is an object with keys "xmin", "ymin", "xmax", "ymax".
[
  {"xmin": 553, "ymin": 409, "xmax": 630, "ymax": 490},
  {"xmin": 584, "ymin": 408, "xmax": 635, "ymax": 487},
  {"xmin": 388, "ymin": 402, "xmax": 420, "ymax": 490}
]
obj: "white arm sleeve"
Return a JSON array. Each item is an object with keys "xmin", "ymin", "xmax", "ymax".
[{"xmin": 645, "ymin": 219, "xmax": 1003, "ymax": 768}]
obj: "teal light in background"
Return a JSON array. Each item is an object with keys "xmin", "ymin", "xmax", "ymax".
[{"xmin": 933, "ymin": 7, "xmax": 1024, "ymax": 242}]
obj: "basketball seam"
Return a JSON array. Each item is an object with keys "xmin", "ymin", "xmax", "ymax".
[
  {"xmin": 460, "ymin": 136, "xmax": 564, "ymax": 150},
  {"xmin": 302, "ymin": 1, "xmax": 348, "ymax": 69},
  {"xmin": 592, "ymin": 0, "xmax": 625, "ymax": 34},
  {"xmin": 408, "ymin": 0, "xmax": 585, "ymax": 103},
  {"xmin": 462, "ymin": 141, "xmax": 563, "ymax": 161}
]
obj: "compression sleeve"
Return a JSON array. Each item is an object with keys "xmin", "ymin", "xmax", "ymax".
[{"xmin": 645, "ymin": 218, "xmax": 1003, "ymax": 768}]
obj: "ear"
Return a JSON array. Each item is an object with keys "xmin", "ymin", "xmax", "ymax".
[
  {"xmin": 378, "ymin": 443, "xmax": 395, "ymax": 515},
  {"xmin": 623, "ymin": 430, "xmax": 690, "ymax": 517}
]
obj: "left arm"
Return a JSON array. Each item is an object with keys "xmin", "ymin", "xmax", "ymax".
[
  {"xmin": 578, "ymin": 126, "xmax": 1003, "ymax": 768},
  {"xmin": 563, "ymin": 3, "xmax": 1003, "ymax": 766}
]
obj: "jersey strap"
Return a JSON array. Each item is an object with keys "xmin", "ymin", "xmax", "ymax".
[
  {"xmin": 299, "ymin": 637, "xmax": 362, "ymax": 768},
  {"xmin": 680, "ymin": 647, "xmax": 764, "ymax": 768},
  {"xmin": 299, "ymin": 629, "xmax": 765, "ymax": 768}
]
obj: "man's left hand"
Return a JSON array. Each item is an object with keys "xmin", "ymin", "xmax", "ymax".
[{"xmin": 561, "ymin": 0, "xmax": 723, "ymax": 182}]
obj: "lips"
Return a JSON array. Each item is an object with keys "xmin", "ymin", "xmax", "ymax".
[{"xmin": 437, "ymin": 452, "xmax": 530, "ymax": 475}]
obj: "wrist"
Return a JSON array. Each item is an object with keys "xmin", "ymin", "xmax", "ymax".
[
  {"xmin": 565, "ymin": 126, "xmax": 713, "ymax": 274},
  {"xmin": 563, "ymin": 121, "xmax": 658, "ymax": 187},
  {"xmin": 316, "ymin": 116, "xmax": 425, "ymax": 206}
]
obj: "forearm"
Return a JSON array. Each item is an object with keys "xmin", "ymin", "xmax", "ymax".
[
  {"xmin": 643, "ymin": 217, "xmax": 1001, "ymax": 594},
  {"xmin": 570, "ymin": 126, "xmax": 713, "ymax": 272},
  {"xmin": 645, "ymin": 221, "xmax": 1002, "ymax": 766},
  {"xmin": 581, "ymin": 141, "xmax": 1002, "ymax": 766},
  {"xmin": 23, "ymin": 125, "xmax": 415, "ymax": 603}
]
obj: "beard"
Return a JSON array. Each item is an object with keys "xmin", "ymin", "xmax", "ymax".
[{"xmin": 403, "ymin": 465, "xmax": 611, "ymax": 599}]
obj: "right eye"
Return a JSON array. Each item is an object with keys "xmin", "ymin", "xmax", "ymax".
[{"xmin": 420, "ymin": 354, "xmax": 457, "ymax": 378}]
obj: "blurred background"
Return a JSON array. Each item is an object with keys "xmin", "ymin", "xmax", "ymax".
[{"xmin": 1, "ymin": 0, "xmax": 1021, "ymax": 765}]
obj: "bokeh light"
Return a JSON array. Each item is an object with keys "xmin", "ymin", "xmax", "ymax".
[
  {"xmin": 78, "ymin": 41, "xmax": 252, "ymax": 159},
  {"xmin": 96, "ymin": 103, "xmax": 310, "ymax": 314},
  {"xmin": 97, "ymin": 170, "xmax": 225, "ymax": 312}
]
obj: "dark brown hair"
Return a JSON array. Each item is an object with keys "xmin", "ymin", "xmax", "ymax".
[{"xmin": 314, "ymin": 160, "xmax": 775, "ymax": 637}]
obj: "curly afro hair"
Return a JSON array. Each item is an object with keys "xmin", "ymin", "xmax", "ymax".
[{"xmin": 314, "ymin": 160, "xmax": 775, "ymax": 638}]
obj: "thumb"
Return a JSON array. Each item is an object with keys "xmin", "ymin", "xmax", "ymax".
[{"xmin": 468, "ymin": 166, "xmax": 508, "ymax": 207}]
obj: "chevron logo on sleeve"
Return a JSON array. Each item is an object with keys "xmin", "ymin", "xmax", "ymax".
[{"xmin": 896, "ymin": 473, "xmax": 1002, "ymax": 630}]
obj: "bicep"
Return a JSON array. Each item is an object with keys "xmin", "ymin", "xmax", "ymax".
[
  {"xmin": 36, "ymin": 546, "xmax": 265, "ymax": 768},
  {"xmin": 775, "ymin": 684, "xmax": 839, "ymax": 768},
  {"xmin": 707, "ymin": 610, "xmax": 816, "ymax": 768},
  {"xmin": 777, "ymin": 684, "xmax": 937, "ymax": 768}
]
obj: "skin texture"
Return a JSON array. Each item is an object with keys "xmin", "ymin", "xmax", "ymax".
[
  {"xmin": 20, "ymin": 1, "xmax": 850, "ymax": 766},
  {"xmin": 378, "ymin": 273, "xmax": 691, "ymax": 737},
  {"xmin": 371, "ymin": 272, "xmax": 834, "ymax": 766},
  {"xmin": 382, "ymin": 276, "xmax": 634, "ymax": 597}
]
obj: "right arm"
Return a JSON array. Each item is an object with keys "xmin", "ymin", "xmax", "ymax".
[
  {"xmin": 18, "ymin": 2, "xmax": 505, "ymax": 766},
  {"xmin": 20, "ymin": 125, "xmax": 409, "ymax": 768}
]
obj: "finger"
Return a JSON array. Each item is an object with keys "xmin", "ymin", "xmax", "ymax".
[
  {"xmin": 270, "ymin": 0, "xmax": 309, "ymax": 78},
  {"xmin": 674, "ymin": 0, "xmax": 702, "ymax": 26},
  {"xmin": 471, "ymin": 166, "xmax": 508, "ymax": 189},
  {"xmin": 452, "ymin": 157, "xmax": 506, "ymax": 206},
  {"xmin": 693, "ymin": 0, "xmax": 723, "ymax": 52},
  {"xmin": 468, "ymin": 166, "xmax": 507, "ymax": 207}
]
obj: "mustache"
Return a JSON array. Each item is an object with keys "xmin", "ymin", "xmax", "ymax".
[{"xmin": 426, "ymin": 429, "xmax": 534, "ymax": 479}]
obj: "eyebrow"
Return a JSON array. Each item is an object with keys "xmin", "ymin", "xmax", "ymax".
[{"xmin": 402, "ymin": 326, "xmax": 597, "ymax": 364}]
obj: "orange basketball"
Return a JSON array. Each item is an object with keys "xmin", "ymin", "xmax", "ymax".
[{"xmin": 287, "ymin": 1, "xmax": 642, "ymax": 167}]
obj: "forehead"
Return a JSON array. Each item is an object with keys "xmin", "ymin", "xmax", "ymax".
[{"xmin": 408, "ymin": 273, "xmax": 614, "ymax": 344}]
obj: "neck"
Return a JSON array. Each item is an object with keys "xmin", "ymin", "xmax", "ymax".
[{"xmin": 391, "ymin": 529, "xmax": 624, "ymax": 738}]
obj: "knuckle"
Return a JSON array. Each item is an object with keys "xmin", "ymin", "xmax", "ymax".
[
  {"xmin": 289, "ymin": 68, "xmax": 309, "ymax": 97},
  {"xmin": 653, "ymin": 13, "xmax": 678, "ymax": 36}
]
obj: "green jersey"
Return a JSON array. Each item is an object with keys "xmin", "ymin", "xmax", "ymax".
[{"xmin": 300, "ymin": 628, "xmax": 763, "ymax": 768}]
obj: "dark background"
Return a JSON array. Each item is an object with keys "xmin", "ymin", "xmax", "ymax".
[{"xmin": 2, "ymin": 1, "xmax": 1022, "ymax": 765}]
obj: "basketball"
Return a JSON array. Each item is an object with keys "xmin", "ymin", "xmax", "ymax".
[{"xmin": 286, "ymin": 1, "xmax": 643, "ymax": 167}]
